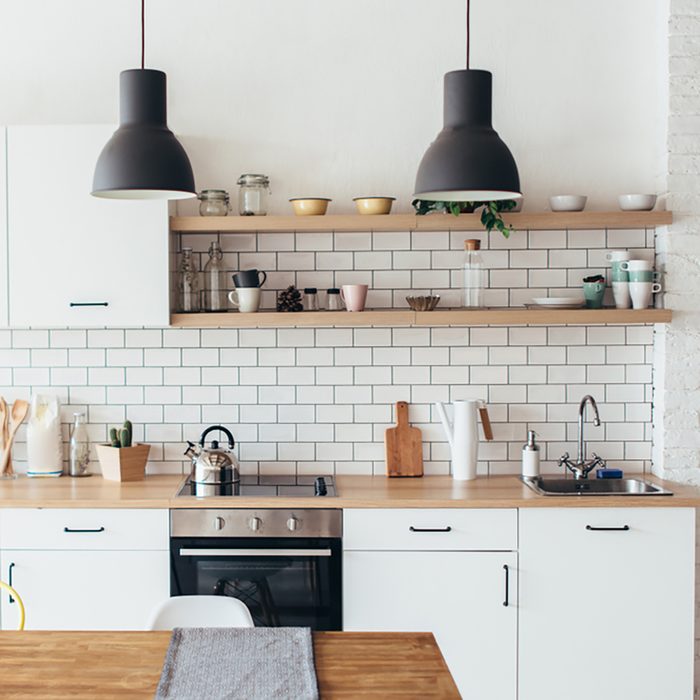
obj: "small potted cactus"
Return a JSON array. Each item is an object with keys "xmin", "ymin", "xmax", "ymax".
[{"xmin": 95, "ymin": 419, "xmax": 150, "ymax": 482}]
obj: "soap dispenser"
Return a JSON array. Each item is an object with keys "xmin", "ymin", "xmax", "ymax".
[{"xmin": 522, "ymin": 430, "xmax": 540, "ymax": 478}]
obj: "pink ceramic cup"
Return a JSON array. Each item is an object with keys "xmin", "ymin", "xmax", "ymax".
[{"xmin": 340, "ymin": 284, "xmax": 369, "ymax": 312}]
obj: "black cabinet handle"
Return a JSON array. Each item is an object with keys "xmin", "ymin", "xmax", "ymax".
[
  {"xmin": 409, "ymin": 526, "xmax": 452, "ymax": 533},
  {"xmin": 8, "ymin": 562, "xmax": 14, "ymax": 604},
  {"xmin": 64, "ymin": 526, "xmax": 105, "ymax": 533},
  {"xmin": 586, "ymin": 525, "xmax": 630, "ymax": 532},
  {"xmin": 69, "ymin": 302, "xmax": 109, "ymax": 307},
  {"xmin": 502, "ymin": 564, "xmax": 509, "ymax": 607}
]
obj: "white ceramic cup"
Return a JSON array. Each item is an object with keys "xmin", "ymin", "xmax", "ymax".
[
  {"xmin": 228, "ymin": 287, "xmax": 261, "ymax": 313},
  {"xmin": 612, "ymin": 281, "xmax": 631, "ymax": 309},
  {"xmin": 620, "ymin": 259, "xmax": 653, "ymax": 272},
  {"xmin": 629, "ymin": 281, "xmax": 661, "ymax": 310},
  {"xmin": 606, "ymin": 250, "xmax": 631, "ymax": 262},
  {"xmin": 340, "ymin": 284, "xmax": 369, "ymax": 312}
]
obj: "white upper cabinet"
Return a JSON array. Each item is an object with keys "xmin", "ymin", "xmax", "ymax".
[
  {"xmin": 7, "ymin": 125, "xmax": 170, "ymax": 327},
  {"xmin": 0, "ymin": 128, "xmax": 7, "ymax": 327}
]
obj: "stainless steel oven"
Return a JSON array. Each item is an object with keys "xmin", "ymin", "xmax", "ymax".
[{"xmin": 170, "ymin": 509, "xmax": 342, "ymax": 630}]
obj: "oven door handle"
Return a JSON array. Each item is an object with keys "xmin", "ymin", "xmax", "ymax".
[{"xmin": 178, "ymin": 548, "xmax": 333, "ymax": 557}]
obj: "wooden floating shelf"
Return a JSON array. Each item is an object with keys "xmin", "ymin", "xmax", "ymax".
[
  {"xmin": 170, "ymin": 308, "xmax": 672, "ymax": 329},
  {"xmin": 170, "ymin": 211, "xmax": 673, "ymax": 234}
]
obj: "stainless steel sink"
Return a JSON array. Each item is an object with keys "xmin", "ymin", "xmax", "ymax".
[{"xmin": 522, "ymin": 476, "xmax": 673, "ymax": 496}]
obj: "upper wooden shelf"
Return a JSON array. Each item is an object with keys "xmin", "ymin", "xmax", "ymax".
[
  {"xmin": 170, "ymin": 308, "xmax": 672, "ymax": 329},
  {"xmin": 170, "ymin": 211, "xmax": 673, "ymax": 234}
]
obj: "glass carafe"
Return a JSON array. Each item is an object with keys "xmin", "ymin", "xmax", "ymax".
[
  {"xmin": 178, "ymin": 247, "xmax": 201, "ymax": 313},
  {"xmin": 202, "ymin": 241, "xmax": 226, "ymax": 312},
  {"xmin": 69, "ymin": 412, "xmax": 91, "ymax": 477},
  {"xmin": 462, "ymin": 239, "xmax": 485, "ymax": 308}
]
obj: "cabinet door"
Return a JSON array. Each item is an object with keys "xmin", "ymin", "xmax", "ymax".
[
  {"xmin": 344, "ymin": 550, "xmax": 517, "ymax": 699},
  {"xmin": 0, "ymin": 550, "xmax": 169, "ymax": 630},
  {"xmin": 7, "ymin": 125, "xmax": 169, "ymax": 327},
  {"xmin": 519, "ymin": 508, "xmax": 695, "ymax": 700},
  {"xmin": 0, "ymin": 127, "xmax": 7, "ymax": 327}
]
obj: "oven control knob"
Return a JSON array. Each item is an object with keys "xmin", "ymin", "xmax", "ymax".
[
  {"xmin": 213, "ymin": 517, "xmax": 226, "ymax": 531},
  {"xmin": 287, "ymin": 517, "xmax": 300, "ymax": 532},
  {"xmin": 248, "ymin": 517, "xmax": 262, "ymax": 532}
]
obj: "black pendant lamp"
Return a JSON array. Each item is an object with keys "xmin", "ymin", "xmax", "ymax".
[
  {"xmin": 414, "ymin": 0, "xmax": 521, "ymax": 202},
  {"xmin": 92, "ymin": 0, "xmax": 195, "ymax": 199}
]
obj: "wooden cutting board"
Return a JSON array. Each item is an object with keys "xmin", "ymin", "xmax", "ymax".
[{"xmin": 385, "ymin": 401, "xmax": 423, "ymax": 477}]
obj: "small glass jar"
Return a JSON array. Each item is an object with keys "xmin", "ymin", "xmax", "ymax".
[
  {"xmin": 326, "ymin": 288, "xmax": 342, "ymax": 311},
  {"xmin": 198, "ymin": 189, "xmax": 230, "ymax": 217},
  {"xmin": 304, "ymin": 288, "xmax": 319, "ymax": 311},
  {"xmin": 178, "ymin": 247, "xmax": 201, "ymax": 313},
  {"xmin": 237, "ymin": 174, "xmax": 270, "ymax": 216}
]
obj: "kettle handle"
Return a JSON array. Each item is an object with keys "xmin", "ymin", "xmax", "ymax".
[{"xmin": 199, "ymin": 425, "xmax": 235, "ymax": 449}]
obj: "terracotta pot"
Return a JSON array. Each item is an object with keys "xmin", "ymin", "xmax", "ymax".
[{"xmin": 95, "ymin": 443, "xmax": 150, "ymax": 482}]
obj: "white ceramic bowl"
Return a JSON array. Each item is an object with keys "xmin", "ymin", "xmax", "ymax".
[
  {"xmin": 618, "ymin": 194, "xmax": 657, "ymax": 211},
  {"xmin": 289, "ymin": 198, "xmax": 331, "ymax": 216},
  {"xmin": 549, "ymin": 195, "xmax": 587, "ymax": 212}
]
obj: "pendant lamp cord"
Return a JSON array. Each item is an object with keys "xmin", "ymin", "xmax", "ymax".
[
  {"xmin": 141, "ymin": 0, "xmax": 145, "ymax": 69},
  {"xmin": 466, "ymin": 0, "xmax": 470, "ymax": 68}
]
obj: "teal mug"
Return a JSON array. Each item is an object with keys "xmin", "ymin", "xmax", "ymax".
[
  {"xmin": 583, "ymin": 281, "xmax": 605, "ymax": 309},
  {"xmin": 628, "ymin": 270, "xmax": 660, "ymax": 283},
  {"xmin": 610, "ymin": 260, "xmax": 629, "ymax": 282}
]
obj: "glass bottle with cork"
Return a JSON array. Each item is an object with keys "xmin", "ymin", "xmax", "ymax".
[{"xmin": 462, "ymin": 239, "xmax": 485, "ymax": 308}]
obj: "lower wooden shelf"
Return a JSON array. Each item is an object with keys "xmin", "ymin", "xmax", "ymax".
[{"xmin": 170, "ymin": 308, "xmax": 672, "ymax": 328}]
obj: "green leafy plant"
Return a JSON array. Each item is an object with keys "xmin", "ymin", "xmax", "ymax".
[
  {"xmin": 109, "ymin": 420, "xmax": 133, "ymax": 448},
  {"xmin": 412, "ymin": 199, "xmax": 519, "ymax": 238}
]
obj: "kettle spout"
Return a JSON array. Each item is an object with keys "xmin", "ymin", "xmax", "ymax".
[{"xmin": 435, "ymin": 402, "xmax": 454, "ymax": 450}]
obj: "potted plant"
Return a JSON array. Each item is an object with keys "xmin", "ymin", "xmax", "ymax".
[
  {"xmin": 412, "ymin": 199, "xmax": 519, "ymax": 238},
  {"xmin": 95, "ymin": 420, "xmax": 150, "ymax": 482}
]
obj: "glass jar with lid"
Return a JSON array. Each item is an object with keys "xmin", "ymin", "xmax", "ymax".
[
  {"xmin": 178, "ymin": 247, "xmax": 201, "ymax": 313},
  {"xmin": 326, "ymin": 288, "xmax": 342, "ymax": 311},
  {"xmin": 237, "ymin": 174, "xmax": 270, "ymax": 216},
  {"xmin": 198, "ymin": 189, "xmax": 230, "ymax": 217}
]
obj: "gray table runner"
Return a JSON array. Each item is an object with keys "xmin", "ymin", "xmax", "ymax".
[{"xmin": 155, "ymin": 627, "xmax": 319, "ymax": 700}]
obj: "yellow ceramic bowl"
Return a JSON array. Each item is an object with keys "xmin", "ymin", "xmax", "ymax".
[
  {"xmin": 353, "ymin": 196, "xmax": 396, "ymax": 215},
  {"xmin": 289, "ymin": 198, "xmax": 331, "ymax": 216}
]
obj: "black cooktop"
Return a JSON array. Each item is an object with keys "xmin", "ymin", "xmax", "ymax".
[{"xmin": 177, "ymin": 474, "xmax": 336, "ymax": 498}]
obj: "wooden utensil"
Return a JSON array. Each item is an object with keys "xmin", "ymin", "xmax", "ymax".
[
  {"xmin": 0, "ymin": 399, "xmax": 29, "ymax": 476},
  {"xmin": 0, "ymin": 398, "xmax": 7, "ymax": 473},
  {"xmin": 385, "ymin": 401, "xmax": 423, "ymax": 478}
]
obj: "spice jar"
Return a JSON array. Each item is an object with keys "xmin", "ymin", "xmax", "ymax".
[
  {"xmin": 326, "ymin": 288, "xmax": 342, "ymax": 311},
  {"xmin": 237, "ymin": 174, "xmax": 270, "ymax": 216},
  {"xmin": 304, "ymin": 288, "xmax": 319, "ymax": 311},
  {"xmin": 198, "ymin": 189, "xmax": 230, "ymax": 217}
]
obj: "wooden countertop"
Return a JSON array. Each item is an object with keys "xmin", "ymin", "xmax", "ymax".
[
  {"xmin": 0, "ymin": 473, "xmax": 699, "ymax": 508},
  {"xmin": 0, "ymin": 630, "xmax": 459, "ymax": 698}
]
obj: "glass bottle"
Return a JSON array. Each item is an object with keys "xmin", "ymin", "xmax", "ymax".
[
  {"xmin": 197, "ymin": 189, "xmax": 230, "ymax": 217},
  {"xmin": 178, "ymin": 247, "xmax": 201, "ymax": 313},
  {"xmin": 69, "ymin": 412, "xmax": 91, "ymax": 477},
  {"xmin": 326, "ymin": 288, "xmax": 342, "ymax": 311},
  {"xmin": 304, "ymin": 287, "xmax": 319, "ymax": 311},
  {"xmin": 237, "ymin": 174, "xmax": 270, "ymax": 216},
  {"xmin": 202, "ymin": 241, "xmax": 226, "ymax": 312},
  {"xmin": 462, "ymin": 239, "xmax": 485, "ymax": 308}
]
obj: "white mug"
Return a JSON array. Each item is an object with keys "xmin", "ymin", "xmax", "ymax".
[
  {"xmin": 228, "ymin": 287, "xmax": 261, "ymax": 313},
  {"xmin": 629, "ymin": 281, "xmax": 661, "ymax": 310},
  {"xmin": 612, "ymin": 281, "xmax": 631, "ymax": 309},
  {"xmin": 606, "ymin": 250, "xmax": 631, "ymax": 262},
  {"xmin": 620, "ymin": 259, "xmax": 653, "ymax": 272}
]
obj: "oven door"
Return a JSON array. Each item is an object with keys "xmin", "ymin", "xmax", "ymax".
[{"xmin": 170, "ymin": 537, "xmax": 342, "ymax": 630}]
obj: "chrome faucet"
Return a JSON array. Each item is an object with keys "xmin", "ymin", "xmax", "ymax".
[{"xmin": 558, "ymin": 395, "xmax": 606, "ymax": 479}]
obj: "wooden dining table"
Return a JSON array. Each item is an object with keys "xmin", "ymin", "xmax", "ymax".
[{"xmin": 0, "ymin": 630, "xmax": 460, "ymax": 699}]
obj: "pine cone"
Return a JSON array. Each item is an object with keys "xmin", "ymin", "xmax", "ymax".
[{"xmin": 277, "ymin": 285, "xmax": 303, "ymax": 312}]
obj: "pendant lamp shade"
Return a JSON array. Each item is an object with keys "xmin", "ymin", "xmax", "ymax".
[
  {"xmin": 92, "ymin": 69, "xmax": 196, "ymax": 200},
  {"xmin": 414, "ymin": 69, "xmax": 521, "ymax": 202}
]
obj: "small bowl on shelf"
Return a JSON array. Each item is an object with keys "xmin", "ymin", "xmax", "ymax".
[
  {"xmin": 406, "ymin": 295, "xmax": 441, "ymax": 311},
  {"xmin": 618, "ymin": 194, "xmax": 657, "ymax": 211},
  {"xmin": 353, "ymin": 196, "xmax": 396, "ymax": 215},
  {"xmin": 289, "ymin": 198, "xmax": 331, "ymax": 216},
  {"xmin": 549, "ymin": 195, "xmax": 587, "ymax": 212}
]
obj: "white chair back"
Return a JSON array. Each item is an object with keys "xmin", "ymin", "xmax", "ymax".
[{"xmin": 148, "ymin": 595, "xmax": 254, "ymax": 631}]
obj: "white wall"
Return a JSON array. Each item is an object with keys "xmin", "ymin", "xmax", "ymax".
[{"xmin": 0, "ymin": 0, "xmax": 666, "ymax": 212}]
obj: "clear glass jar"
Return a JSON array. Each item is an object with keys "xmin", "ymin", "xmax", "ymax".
[
  {"xmin": 69, "ymin": 412, "xmax": 91, "ymax": 477},
  {"xmin": 237, "ymin": 174, "xmax": 270, "ymax": 216},
  {"xmin": 304, "ymin": 288, "xmax": 319, "ymax": 311},
  {"xmin": 462, "ymin": 239, "xmax": 485, "ymax": 308},
  {"xmin": 202, "ymin": 241, "xmax": 226, "ymax": 312},
  {"xmin": 178, "ymin": 247, "xmax": 201, "ymax": 313},
  {"xmin": 326, "ymin": 288, "xmax": 342, "ymax": 311},
  {"xmin": 198, "ymin": 189, "xmax": 230, "ymax": 217}
]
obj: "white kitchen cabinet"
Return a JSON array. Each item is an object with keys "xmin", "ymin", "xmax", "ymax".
[
  {"xmin": 519, "ymin": 507, "xmax": 695, "ymax": 700},
  {"xmin": 0, "ymin": 128, "xmax": 7, "ymax": 327},
  {"xmin": 6, "ymin": 125, "xmax": 170, "ymax": 327},
  {"xmin": 343, "ymin": 509, "xmax": 518, "ymax": 699}
]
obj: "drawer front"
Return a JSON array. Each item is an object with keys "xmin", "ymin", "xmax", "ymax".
[
  {"xmin": 343, "ymin": 508, "xmax": 517, "ymax": 551},
  {"xmin": 0, "ymin": 509, "xmax": 168, "ymax": 550}
]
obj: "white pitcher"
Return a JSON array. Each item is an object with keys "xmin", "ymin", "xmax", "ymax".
[{"xmin": 435, "ymin": 400, "xmax": 493, "ymax": 481}]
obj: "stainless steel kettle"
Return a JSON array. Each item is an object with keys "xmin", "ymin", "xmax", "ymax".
[{"xmin": 185, "ymin": 425, "xmax": 240, "ymax": 494}]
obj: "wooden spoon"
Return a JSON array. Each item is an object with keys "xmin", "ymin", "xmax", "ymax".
[{"xmin": 0, "ymin": 400, "xmax": 29, "ymax": 477}]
